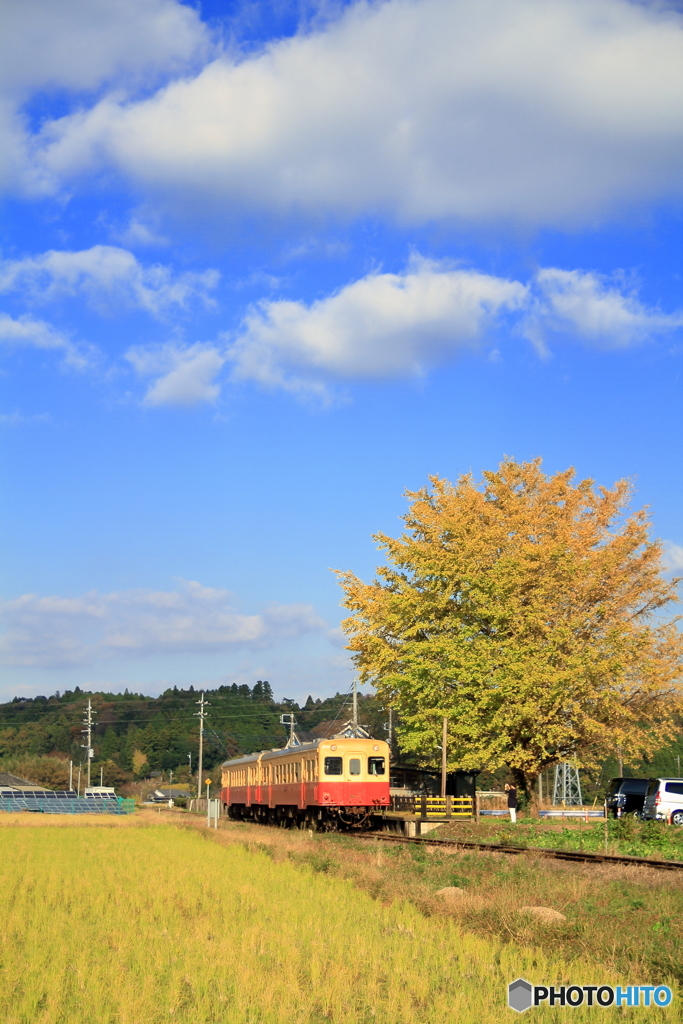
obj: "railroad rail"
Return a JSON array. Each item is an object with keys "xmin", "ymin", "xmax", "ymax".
[{"xmin": 353, "ymin": 830, "xmax": 683, "ymax": 872}]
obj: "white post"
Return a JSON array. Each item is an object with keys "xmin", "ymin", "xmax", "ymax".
[{"xmin": 69, "ymin": 760, "xmax": 73, "ymax": 791}]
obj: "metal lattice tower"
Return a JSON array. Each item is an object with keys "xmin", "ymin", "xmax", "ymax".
[{"xmin": 552, "ymin": 763, "xmax": 583, "ymax": 806}]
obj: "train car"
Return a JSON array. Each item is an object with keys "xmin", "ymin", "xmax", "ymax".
[{"xmin": 220, "ymin": 737, "xmax": 390, "ymax": 829}]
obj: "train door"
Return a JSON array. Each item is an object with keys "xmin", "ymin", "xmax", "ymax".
[{"xmin": 346, "ymin": 752, "xmax": 364, "ymax": 805}]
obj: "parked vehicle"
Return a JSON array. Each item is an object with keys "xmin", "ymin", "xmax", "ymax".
[
  {"xmin": 641, "ymin": 778, "xmax": 683, "ymax": 825},
  {"xmin": 604, "ymin": 777, "xmax": 649, "ymax": 818}
]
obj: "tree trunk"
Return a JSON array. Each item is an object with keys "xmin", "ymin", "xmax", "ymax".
[{"xmin": 511, "ymin": 767, "xmax": 531, "ymax": 802}]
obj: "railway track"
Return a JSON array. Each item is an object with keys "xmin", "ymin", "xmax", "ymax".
[{"xmin": 353, "ymin": 830, "xmax": 683, "ymax": 872}]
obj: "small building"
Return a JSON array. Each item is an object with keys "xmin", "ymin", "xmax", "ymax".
[{"xmin": 148, "ymin": 787, "xmax": 188, "ymax": 803}]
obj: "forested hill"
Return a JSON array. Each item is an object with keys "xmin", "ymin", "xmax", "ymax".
[{"xmin": 0, "ymin": 682, "xmax": 387, "ymax": 789}]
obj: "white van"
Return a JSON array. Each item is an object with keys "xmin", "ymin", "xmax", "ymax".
[{"xmin": 641, "ymin": 778, "xmax": 683, "ymax": 825}]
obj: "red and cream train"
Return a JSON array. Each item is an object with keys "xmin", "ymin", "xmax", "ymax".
[{"xmin": 220, "ymin": 737, "xmax": 390, "ymax": 828}]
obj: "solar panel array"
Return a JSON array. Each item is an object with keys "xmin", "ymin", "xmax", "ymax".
[{"xmin": 0, "ymin": 789, "xmax": 135, "ymax": 814}]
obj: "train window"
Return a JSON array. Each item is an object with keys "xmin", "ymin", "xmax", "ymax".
[
  {"xmin": 349, "ymin": 758, "xmax": 361, "ymax": 776},
  {"xmin": 368, "ymin": 757, "xmax": 385, "ymax": 775},
  {"xmin": 324, "ymin": 757, "xmax": 343, "ymax": 775},
  {"xmin": 293, "ymin": 763, "xmax": 300, "ymax": 782}
]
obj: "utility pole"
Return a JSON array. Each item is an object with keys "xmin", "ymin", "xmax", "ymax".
[
  {"xmin": 69, "ymin": 760, "xmax": 73, "ymax": 791},
  {"xmin": 440, "ymin": 717, "xmax": 448, "ymax": 799},
  {"xmin": 81, "ymin": 699, "xmax": 96, "ymax": 788},
  {"xmin": 617, "ymin": 745, "xmax": 623, "ymax": 776},
  {"xmin": 77, "ymin": 763, "xmax": 82, "ymax": 797},
  {"xmin": 352, "ymin": 679, "xmax": 358, "ymax": 737},
  {"xmin": 388, "ymin": 708, "xmax": 393, "ymax": 751},
  {"xmin": 194, "ymin": 693, "xmax": 210, "ymax": 800},
  {"xmin": 280, "ymin": 712, "xmax": 297, "ymax": 746},
  {"xmin": 99, "ymin": 765, "xmax": 103, "ymax": 787}
]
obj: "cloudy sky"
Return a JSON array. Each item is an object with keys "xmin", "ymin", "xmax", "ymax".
[{"xmin": 1, "ymin": 0, "xmax": 682, "ymax": 703}]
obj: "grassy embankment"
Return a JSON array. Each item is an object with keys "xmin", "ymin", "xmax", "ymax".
[
  {"xmin": 1, "ymin": 815, "xmax": 677, "ymax": 1024},
  {"xmin": 437, "ymin": 814, "xmax": 683, "ymax": 861}
]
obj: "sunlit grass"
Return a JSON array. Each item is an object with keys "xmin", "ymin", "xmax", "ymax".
[{"xmin": 0, "ymin": 820, "xmax": 677, "ymax": 1023}]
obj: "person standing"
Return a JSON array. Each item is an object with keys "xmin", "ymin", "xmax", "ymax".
[{"xmin": 505, "ymin": 782, "xmax": 517, "ymax": 823}]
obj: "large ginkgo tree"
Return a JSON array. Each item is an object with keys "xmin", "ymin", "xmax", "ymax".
[{"xmin": 336, "ymin": 459, "xmax": 683, "ymax": 796}]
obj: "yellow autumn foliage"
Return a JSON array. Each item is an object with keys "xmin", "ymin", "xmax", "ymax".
[{"xmin": 336, "ymin": 458, "xmax": 683, "ymax": 792}]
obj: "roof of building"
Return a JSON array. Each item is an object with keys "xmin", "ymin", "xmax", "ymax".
[{"xmin": 0, "ymin": 772, "xmax": 49, "ymax": 790}]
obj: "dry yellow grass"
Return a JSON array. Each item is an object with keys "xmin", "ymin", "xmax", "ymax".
[{"xmin": 0, "ymin": 816, "xmax": 677, "ymax": 1023}]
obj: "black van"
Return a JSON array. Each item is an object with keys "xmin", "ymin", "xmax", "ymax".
[{"xmin": 605, "ymin": 778, "xmax": 649, "ymax": 818}]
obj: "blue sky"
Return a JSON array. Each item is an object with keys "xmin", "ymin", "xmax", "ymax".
[{"xmin": 1, "ymin": 0, "xmax": 682, "ymax": 703}]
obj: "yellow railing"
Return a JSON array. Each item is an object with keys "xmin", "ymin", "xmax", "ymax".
[{"xmin": 416, "ymin": 796, "xmax": 473, "ymax": 818}]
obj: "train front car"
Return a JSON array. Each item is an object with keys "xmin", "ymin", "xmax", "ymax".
[{"xmin": 220, "ymin": 737, "xmax": 390, "ymax": 830}]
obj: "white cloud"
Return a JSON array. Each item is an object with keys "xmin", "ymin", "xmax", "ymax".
[
  {"xmin": 230, "ymin": 258, "xmax": 526, "ymax": 392},
  {"xmin": 126, "ymin": 342, "xmax": 226, "ymax": 406},
  {"xmin": 112, "ymin": 218, "xmax": 169, "ymax": 248},
  {"xmin": 0, "ymin": 580, "xmax": 326, "ymax": 668},
  {"xmin": 0, "ymin": 411, "xmax": 50, "ymax": 426},
  {"xmin": 0, "ymin": 246, "xmax": 218, "ymax": 317},
  {"xmin": 523, "ymin": 269, "xmax": 683, "ymax": 354},
  {"xmin": 30, "ymin": 0, "xmax": 683, "ymax": 226},
  {"xmin": 0, "ymin": 312, "xmax": 91, "ymax": 369},
  {"xmin": 0, "ymin": 0, "xmax": 208, "ymax": 97},
  {"xmin": 0, "ymin": 0, "xmax": 209, "ymax": 192},
  {"xmin": 228, "ymin": 260, "xmax": 682, "ymax": 394},
  {"xmin": 664, "ymin": 542, "xmax": 683, "ymax": 573}
]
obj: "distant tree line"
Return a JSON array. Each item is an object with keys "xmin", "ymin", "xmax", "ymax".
[{"xmin": 0, "ymin": 681, "xmax": 390, "ymax": 789}]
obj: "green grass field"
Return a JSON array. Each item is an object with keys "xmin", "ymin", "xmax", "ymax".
[{"xmin": 0, "ymin": 817, "xmax": 678, "ymax": 1023}]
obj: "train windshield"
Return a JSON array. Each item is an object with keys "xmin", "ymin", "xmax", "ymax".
[
  {"xmin": 368, "ymin": 757, "xmax": 385, "ymax": 776},
  {"xmin": 324, "ymin": 757, "xmax": 343, "ymax": 775}
]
